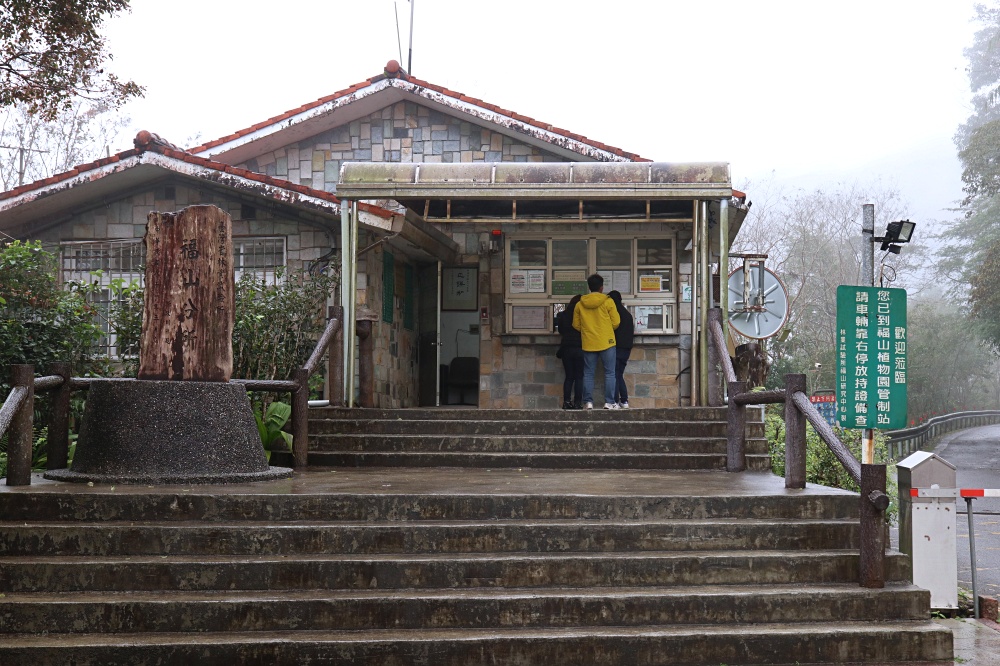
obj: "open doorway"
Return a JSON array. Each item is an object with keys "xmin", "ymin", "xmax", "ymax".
[
  {"xmin": 417, "ymin": 263, "xmax": 441, "ymax": 406},
  {"xmin": 439, "ymin": 266, "xmax": 480, "ymax": 406}
]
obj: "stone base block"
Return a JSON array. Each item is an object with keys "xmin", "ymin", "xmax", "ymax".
[{"xmin": 45, "ymin": 379, "xmax": 292, "ymax": 484}]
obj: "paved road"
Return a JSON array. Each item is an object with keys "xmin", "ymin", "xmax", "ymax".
[{"xmin": 925, "ymin": 426, "xmax": 1000, "ymax": 600}]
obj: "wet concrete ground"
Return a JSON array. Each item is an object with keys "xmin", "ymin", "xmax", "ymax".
[
  {"xmin": 936, "ymin": 617, "xmax": 1000, "ymax": 665},
  {"xmin": 3, "ymin": 466, "xmax": 854, "ymax": 498}
]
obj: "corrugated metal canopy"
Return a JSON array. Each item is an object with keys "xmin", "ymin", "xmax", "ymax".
[{"xmin": 337, "ymin": 162, "xmax": 733, "ymax": 201}]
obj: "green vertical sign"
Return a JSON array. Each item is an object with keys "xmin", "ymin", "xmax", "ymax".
[{"xmin": 836, "ymin": 285, "xmax": 907, "ymax": 429}]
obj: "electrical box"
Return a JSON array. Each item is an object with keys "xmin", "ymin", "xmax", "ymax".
[{"xmin": 897, "ymin": 451, "xmax": 958, "ymax": 610}]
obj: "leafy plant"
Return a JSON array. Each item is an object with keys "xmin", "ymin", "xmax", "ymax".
[
  {"xmin": 232, "ymin": 269, "xmax": 337, "ymax": 388},
  {"xmin": 0, "ymin": 240, "xmax": 105, "ymax": 395},
  {"xmin": 104, "ymin": 267, "xmax": 337, "ymax": 396},
  {"xmin": 254, "ymin": 401, "xmax": 292, "ymax": 461},
  {"xmin": 765, "ymin": 404, "xmax": 900, "ymax": 524},
  {"xmin": 0, "ymin": 426, "xmax": 75, "ymax": 479}
]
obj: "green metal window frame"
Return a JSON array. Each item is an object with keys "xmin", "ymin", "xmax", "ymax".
[{"xmin": 382, "ymin": 251, "xmax": 395, "ymax": 324}]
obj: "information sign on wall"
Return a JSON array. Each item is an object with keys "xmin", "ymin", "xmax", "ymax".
[
  {"xmin": 809, "ymin": 394, "xmax": 838, "ymax": 428},
  {"xmin": 835, "ymin": 285, "xmax": 907, "ymax": 429}
]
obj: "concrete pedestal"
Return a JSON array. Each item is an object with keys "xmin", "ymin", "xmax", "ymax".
[{"xmin": 45, "ymin": 379, "xmax": 292, "ymax": 484}]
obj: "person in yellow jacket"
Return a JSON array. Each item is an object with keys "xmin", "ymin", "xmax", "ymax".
[{"xmin": 572, "ymin": 273, "xmax": 620, "ymax": 410}]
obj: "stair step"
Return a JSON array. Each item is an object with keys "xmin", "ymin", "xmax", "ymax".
[
  {"xmin": 0, "ymin": 518, "xmax": 858, "ymax": 556},
  {"xmin": 309, "ymin": 407, "xmax": 736, "ymax": 422},
  {"xmin": 312, "ymin": 419, "xmax": 732, "ymax": 437},
  {"xmin": 0, "ymin": 550, "xmax": 910, "ymax": 593},
  {"xmin": 308, "ymin": 433, "xmax": 768, "ymax": 454},
  {"xmin": 287, "ymin": 450, "xmax": 756, "ymax": 470},
  {"xmin": 0, "ymin": 621, "xmax": 953, "ymax": 665},
  {"xmin": 0, "ymin": 584, "xmax": 931, "ymax": 634},
  {"xmin": 0, "ymin": 470, "xmax": 860, "ymax": 522}
]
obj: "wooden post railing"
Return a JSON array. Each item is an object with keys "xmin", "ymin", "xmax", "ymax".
[
  {"xmin": 47, "ymin": 362, "xmax": 72, "ymax": 470},
  {"xmin": 727, "ymin": 380, "xmax": 747, "ymax": 472},
  {"xmin": 1, "ymin": 308, "xmax": 345, "ymax": 483},
  {"xmin": 2, "ymin": 364, "xmax": 34, "ymax": 485},
  {"xmin": 784, "ymin": 373, "xmax": 807, "ymax": 489},
  {"xmin": 707, "ymin": 307, "xmax": 888, "ymax": 588}
]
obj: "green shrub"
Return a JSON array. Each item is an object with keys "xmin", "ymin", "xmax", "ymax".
[
  {"xmin": 232, "ymin": 269, "xmax": 337, "ymax": 387},
  {"xmin": 0, "ymin": 241, "xmax": 104, "ymax": 392},
  {"xmin": 105, "ymin": 268, "xmax": 337, "ymax": 389},
  {"xmin": 765, "ymin": 404, "xmax": 899, "ymax": 523},
  {"xmin": 0, "ymin": 426, "xmax": 74, "ymax": 478},
  {"xmin": 1, "ymin": 242, "xmax": 336, "ymax": 462}
]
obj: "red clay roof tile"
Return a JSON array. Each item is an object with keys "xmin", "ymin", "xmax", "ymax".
[
  {"xmin": 183, "ymin": 61, "xmax": 647, "ymax": 161},
  {"xmin": 0, "ymin": 130, "xmax": 387, "ymax": 218}
]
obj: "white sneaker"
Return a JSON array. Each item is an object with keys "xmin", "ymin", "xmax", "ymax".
[
  {"xmin": 604, "ymin": 402, "xmax": 620, "ymax": 410},
  {"xmin": 619, "ymin": 402, "xmax": 629, "ymax": 409},
  {"xmin": 584, "ymin": 402, "xmax": 593, "ymax": 410}
]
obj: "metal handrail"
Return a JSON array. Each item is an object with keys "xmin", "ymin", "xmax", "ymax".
[{"xmin": 885, "ymin": 410, "xmax": 1000, "ymax": 460}]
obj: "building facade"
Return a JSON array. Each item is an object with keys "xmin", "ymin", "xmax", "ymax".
[{"xmin": 0, "ymin": 61, "xmax": 747, "ymax": 409}]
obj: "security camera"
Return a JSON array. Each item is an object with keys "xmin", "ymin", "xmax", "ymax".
[{"xmin": 814, "ymin": 363, "xmax": 822, "ymax": 369}]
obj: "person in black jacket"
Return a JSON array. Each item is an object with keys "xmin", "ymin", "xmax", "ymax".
[
  {"xmin": 556, "ymin": 294, "xmax": 584, "ymax": 409},
  {"xmin": 607, "ymin": 290, "xmax": 634, "ymax": 408}
]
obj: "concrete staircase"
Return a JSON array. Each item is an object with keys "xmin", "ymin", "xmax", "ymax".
[
  {"xmin": 0, "ymin": 407, "xmax": 952, "ymax": 664},
  {"xmin": 278, "ymin": 406, "xmax": 773, "ymax": 470}
]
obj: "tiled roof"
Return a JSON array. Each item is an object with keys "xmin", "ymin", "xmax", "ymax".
[
  {"xmin": 0, "ymin": 130, "xmax": 393, "ymax": 220},
  {"xmin": 187, "ymin": 60, "xmax": 649, "ymax": 162}
]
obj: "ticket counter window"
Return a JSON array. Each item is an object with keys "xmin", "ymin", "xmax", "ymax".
[{"xmin": 505, "ymin": 234, "xmax": 676, "ymax": 334}]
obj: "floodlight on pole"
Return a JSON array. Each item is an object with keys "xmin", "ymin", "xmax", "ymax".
[{"xmin": 876, "ymin": 220, "xmax": 916, "ymax": 252}]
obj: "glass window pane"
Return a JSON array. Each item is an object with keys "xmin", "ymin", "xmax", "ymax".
[
  {"xmin": 638, "ymin": 269, "xmax": 671, "ymax": 293},
  {"xmin": 634, "ymin": 304, "xmax": 666, "ymax": 332},
  {"xmin": 510, "ymin": 239, "xmax": 547, "ymax": 267},
  {"xmin": 597, "ymin": 239, "xmax": 631, "ymax": 266},
  {"xmin": 552, "ymin": 239, "xmax": 587, "ymax": 266},
  {"xmin": 637, "ymin": 239, "xmax": 672, "ymax": 265}
]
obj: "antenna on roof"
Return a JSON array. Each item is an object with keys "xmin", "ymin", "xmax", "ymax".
[
  {"xmin": 407, "ymin": 0, "xmax": 415, "ymax": 74},
  {"xmin": 393, "ymin": 2, "xmax": 403, "ymax": 64}
]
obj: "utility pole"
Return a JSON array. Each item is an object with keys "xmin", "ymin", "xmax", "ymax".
[
  {"xmin": 0, "ymin": 145, "xmax": 50, "ymax": 187},
  {"xmin": 860, "ymin": 203, "xmax": 876, "ymax": 465}
]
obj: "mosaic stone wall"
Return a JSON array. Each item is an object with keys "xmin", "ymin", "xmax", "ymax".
[
  {"xmin": 362, "ymin": 241, "xmax": 420, "ymax": 408},
  {"xmin": 33, "ymin": 182, "xmax": 332, "ymax": 275},
  {"xmin": 468, "ymin": 222, "xmax": 694, "ymax": 409},
  {"xmin": 236, "ymin": 99, "xmax": 700, "ymax": 409},
  {"xmin": 241, "ymin": 101, "xmax": 564, "ymax": 193},
  {"xmin": 482, "ymin": 338, "xmax": 683, "ymax": 409}
]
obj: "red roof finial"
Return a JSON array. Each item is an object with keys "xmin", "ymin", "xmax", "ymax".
[
  {"xmin": 134, "ymin": 130, "xmax": 153, "ymax": 149},
  {"xmin": 385, "ymin": 59, "xmax": 406, "ymax": 79}
]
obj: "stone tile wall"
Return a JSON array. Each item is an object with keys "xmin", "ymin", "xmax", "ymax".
[
  {"xmin": 234, "ymin": 99, "xmax": 703, "ymax": 410},
  {"xmin": 241, "ymin": 101, "xmax": 564, "ymax": 193},
  {"xmin": 363, "ymin": 240, "xmax": 420, "ymax": 408},
  {"xmin": 482, "ymin": 340, "xmax": 682, "ymax": 409},
  {"xmin": 34, "ymin": 183, "xmax": 333, "ymax": 275},
  {"xmin": 463, "ymin": 221, "xmax": 694, "ymax": 409}
]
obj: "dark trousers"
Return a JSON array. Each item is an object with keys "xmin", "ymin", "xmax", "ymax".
[
  {"xmin": 615, "ymin": 347, "xmax": 632, "ymax": 403},
  {"xmin": 561, "ymin": 347, "xmax": 584, "ymax": 404}
]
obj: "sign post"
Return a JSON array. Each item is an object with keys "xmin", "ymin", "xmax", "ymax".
[{"xmin": 836, "ymin": 285, "xmax": 908, "ymax": 431}]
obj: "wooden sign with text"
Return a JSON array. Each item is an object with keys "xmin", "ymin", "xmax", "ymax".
[{"xmin": 138, "ymin": 205, "xmax": 234, "ymax": 381}]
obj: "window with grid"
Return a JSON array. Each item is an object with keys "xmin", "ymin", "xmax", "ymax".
[
  {"xmin": 58, "ymin": 237, "xmax": 288, "ymax": 357},
  {"xmin": 233, "ymin": 237, "xmax": 285, "ymax": 284},
  {"xmin": 505, "ymin": 234, "xmax": 676, "ymax": 334}
]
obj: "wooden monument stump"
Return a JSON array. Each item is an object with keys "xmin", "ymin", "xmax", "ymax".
[
  {"xmin": 139, "ymin": 205, "xmax": 234, "ymax": 381},
  {"xmin": 47, "ymin": 205, "xmax": 291, "ymax": 484}
]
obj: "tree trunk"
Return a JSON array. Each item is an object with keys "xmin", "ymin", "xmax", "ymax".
[{"xmin": 138, "ymin": 205, "xmax": 234, "ymax": 382}]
